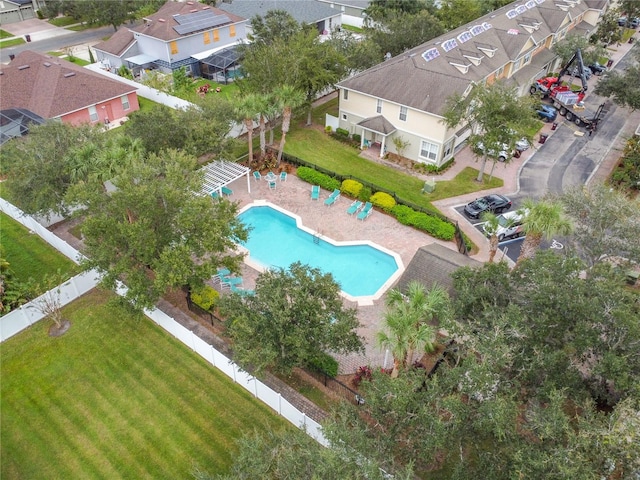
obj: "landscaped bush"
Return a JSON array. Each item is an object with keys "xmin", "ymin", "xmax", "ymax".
[
  {"xmin": 610, "ymin": 136, "xmax": 640, "ymax": 191},
  {"xmin": 335, "ymin": 127, "xmax": 350, "ymax": 138},
  {"xmin": 308, "ymin": 352, "xmax": 339, "ymax": 378},
  {"xmin": 352, "ymin": 133, "xmax": 361, "ymax": 143},
  {"xmin": 296, "ymin": 166, "xmax": 341, "ymax": 191},
  {"xmin": 325, "ymin": 126, "xmax": 332, "ymax": 133},
  {"xmin": 341, "ymin": 179, "xmax": 363, "ymax": 198},
  {"xmin": 390, "ymin": 205, "xmax": 456, "ymax": 240},
  {"xmin": 414, "ymin": 157, "xmax": 455, "ymax": 174},
  {"xmin": 357, "ymin": 186, "xmax": 372, "ymax": 202},
  {"xmin": 190, "ymin": 284, "xmax": 219, "ymax": 311},
  {"xmin": 370, "ymin": 191, "xmax": 396, "ymax": 211}
]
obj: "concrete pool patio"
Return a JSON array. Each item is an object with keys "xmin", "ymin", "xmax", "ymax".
[{"xmin": 215, "ymin": 169, "xmax": 475, "ymax": 373}]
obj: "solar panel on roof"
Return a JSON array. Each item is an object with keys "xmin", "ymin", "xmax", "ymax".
[
  {"xmin": 174, "ymin": 10, "xmax": 212, "ymax": 24},
  {"xmin": 173, "ymin": 10, "xmax": 230, "ymax": 35}
]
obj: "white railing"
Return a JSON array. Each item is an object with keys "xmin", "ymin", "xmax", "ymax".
[
  {"xmin": 0, "ymin": 270, "xmax": 100, "ymax": 342},
  {"xmin": 1, "ymin": 199, "xmax": 326, "ymax": 445}
]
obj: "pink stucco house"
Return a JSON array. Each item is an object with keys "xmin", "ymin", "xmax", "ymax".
[{"xmin": 0, "ymin": 50, "xmax": 139, "ymax": 126}]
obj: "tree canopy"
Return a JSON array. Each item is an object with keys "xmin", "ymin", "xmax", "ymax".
[
  {"xmin": 74, "ymin": 148, "xmax": 248, "ymax": 309},
  {"xmin": 560, "ymin": 184, "xmax": 640, "ymax": 269},
  {"xmin": 214, "ymin": 251, "xmax": 640, "ymax": 478},
  {"xmin": 218, "ymin": 262, "xmax": 363, "ymax": 376},
  {"xmin": 594, "ymin": 48, "xmax": 640, "ymax": 112},
  {"xmin": 443, "ymin": 82, "xmax": 538, "ymax": 182}
]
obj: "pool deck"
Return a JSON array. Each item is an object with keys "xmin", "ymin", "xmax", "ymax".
[{"xmin": 215, "ymin": 171, "xmax": 462, "ymax": 373}]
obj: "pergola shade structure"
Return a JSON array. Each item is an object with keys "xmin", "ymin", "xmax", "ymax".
[
  {"xmin": 200, "ymin": 160, "xmax": 251, "ymax": 196},
  {"xmin": 200, "ymin": 46, "xmax": 241, "ymax": 84}
]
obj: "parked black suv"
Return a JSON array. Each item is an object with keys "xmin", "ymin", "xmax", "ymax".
[{"xmin": 587, "ymin": 62, "xmax": 607, "ymax": 75}]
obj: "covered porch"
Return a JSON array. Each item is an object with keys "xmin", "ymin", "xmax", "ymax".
[{"xmin": 357, "ymin": 115, "xmax": 397, "ymax": 159}]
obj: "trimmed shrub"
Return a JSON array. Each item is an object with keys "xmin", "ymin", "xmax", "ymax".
[
  {"xmin": 341, "ymin": 179, "xmax": 363, "ymax": 198},
  {"xmin": 370, "ymin": 191, "xmax": 396, "ymax": 211},
  {"xmin": 390, "ymin": 205, "xmax": 456, "ymax": 240},
  {"xmin": 325, "ymin": 125, "xmax": 332, "ymax": 133},
  {"xmin": 296, "ymin": 166, "xmax": 341, "ymax": 191},
  {"xmin": 308, "ymin": 352, "xmax": 339, "ymax": 377},
  {"xmin": 352, "ymin": 133, "xmax": 361, "ymax": 143},
  {"xmin": 357, "ymin": 186, "xmax": 372, "ymax": 202},
  {"xmin": 335, "ymin": 127, "xmax": 350, "ymax": 138},
  {"xmin": 190, "ymin": 284, "xmax": 219, "ymax": 311}
]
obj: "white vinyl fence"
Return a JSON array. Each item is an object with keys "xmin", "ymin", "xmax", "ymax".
[{"xmin": 1, "ymin": 199, "xmax": 326, "ymax": 445}]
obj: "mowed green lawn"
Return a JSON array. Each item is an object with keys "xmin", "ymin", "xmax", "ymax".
[
  {"xmin": 0, "ymin": 289, "xmax": 288, "ymax": 479},
  {"xmin": 0, "ymin": 212, "xmax": 78, "ymax": 284}
]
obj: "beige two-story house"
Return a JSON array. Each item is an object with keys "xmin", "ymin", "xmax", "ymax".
[{"xmin": 337, "ymin": 0, "xmax": 608, "ymax": 167}]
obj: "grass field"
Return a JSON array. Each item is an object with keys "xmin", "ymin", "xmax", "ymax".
[
  {"xmin": 0, "ymin": 212, "xmax": 77, "ymax": 284},
  {"xmin": 284, "ymin": 127, "xmax": 502, "ymax": 208},
  {"xmin": 0, "ymin": 289, "xmax": 288, "ymax": 479}
]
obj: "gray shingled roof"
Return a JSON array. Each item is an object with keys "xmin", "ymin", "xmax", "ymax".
[
  {"xmin": 218, "ymin": 0, "xmax": 340, "ymax": 25},
  {"xmin": 357, "ymin": 115, "xmax": 396, "ymax": 135},
  {"xmin": 339, "ymin": 0, "xmax": 601, "ymax": 116},
  {"xmin": 93, "ymin": 27, "xmax": 135, "ymax": 56},
  {"xmin": 0, "ymin": 51, "xmax": 137, "ymax": 119},
  {"xmin": 394, "ymin": 243, "xmax": 481, "ymax": 295}
]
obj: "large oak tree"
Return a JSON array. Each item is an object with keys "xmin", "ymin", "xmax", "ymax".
[{"xmin": 218, "ymin": 262, "xmax": 364, "ymax": 376}]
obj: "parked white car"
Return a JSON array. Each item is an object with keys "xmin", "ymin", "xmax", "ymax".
[{"xmin": 483, "ymin": 209, "xmax": 528, "ymax": 241}]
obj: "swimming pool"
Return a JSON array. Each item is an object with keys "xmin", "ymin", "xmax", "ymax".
[{"xmin": 237, "ymin": 202, "xmax": 403, "ymax": 305}]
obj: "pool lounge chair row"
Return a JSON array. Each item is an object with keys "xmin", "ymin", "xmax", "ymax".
[{"xmin": 347, "ymin": 201, "xmax": 372, "ymax": 220}]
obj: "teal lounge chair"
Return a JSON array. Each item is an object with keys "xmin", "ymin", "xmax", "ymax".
[
  {"xmin": 211, "ymin": 191, "xmax": 219, "ymax": 199},
  {"xmin": 253, "ymin": 171, "xmax": 261, "ymax": 182},
  {"xmin": 280, "ymin": 171, "xmax": 287, "ymax": 182},
  {"xmin": 221, "ymin": 186, "xmax": 233, "ymax": 196},
  {"xmin": 357, "ymin": 202, "xmax": 373, "ymax": 221},
  {"xmin": 231, "ymin": 284, "xmax": 255, "ymax": 296},
  {"xmin": 311, "ymin": 185, "xmax": 320, "ymax": 200},
  {"xmin": 346, "ymin": 200, "xmax": 363, "ymax": 215},
  {"xmin": 269, "ymin": 180, "xmax": 277, "ymax": 190},
  {"xmin": 324, "ymin": 189, "xmax": 340, "ymax": 206}
]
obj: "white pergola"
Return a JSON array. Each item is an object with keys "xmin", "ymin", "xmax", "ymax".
[{"xmin": 200, "ymin": 161, "xmax": 251, "ymax": 196}]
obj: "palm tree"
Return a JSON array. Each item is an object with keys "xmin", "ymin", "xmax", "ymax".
[
  {"xmin": 481, "ymin": 212, "xmax": 501, "ymax": 263},
  {"xmin": 516, "ymin": 198, "xmax": 572, "ymax": 266},
  {"xmin": 481, "ymin": 211, "xmax": 521, "ymax": 263},
  {"xmin": 376, "ymin": 281, "xmax": 451, "ymax": 377},
  {"xmin": 273, "ymin": 85, "xmax": 305, "ymax": 165},
  {"xmin": 234, "ymin": 93, "xmax": 260, "ymax": 164}
]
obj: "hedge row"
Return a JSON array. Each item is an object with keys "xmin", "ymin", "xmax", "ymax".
[
  {"xmin": 297, "ymin": 166, "xmax": 341, "ymax": 192},
  {"xmin": 297, "ymin": 167, "xmax": 456, "ymax": 242},
  {"xmin": 392, "ymin": 205, "xmax": 456, "ymax": 240}
]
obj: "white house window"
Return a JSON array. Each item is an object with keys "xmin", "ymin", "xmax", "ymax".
[
  {"xmin": 343, "ymin": 89, "xmax": 348, "ymax": 100},
  {"xmin": 523, "ymin": 52, "xmax": 532, "ymax": 65},
  {"xmin": 342, "ymin": 113, "xmax": 347, "ymax": 120},
  {"xmin": 420, "ymin": 140, "xmax": 438, "ymax": 162},
  {"xmin": 121, "ymin": 95, "xmax": 130, "ymax": 111},
  {"xmin": 89, "ymin": 106, "xmax": 98, "ymax": 122},
  {"xmin": 399, "ymin": 106, "xmax": 407, "ymax": 121},
  {"xmin": 376, "ymin": 99, "xmax": 382, "ymax": 114}
]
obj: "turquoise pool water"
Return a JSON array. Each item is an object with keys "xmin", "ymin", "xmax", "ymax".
[{"xmin": 238, "ymin": 205, "xmax": 400, "ymax": 298}]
